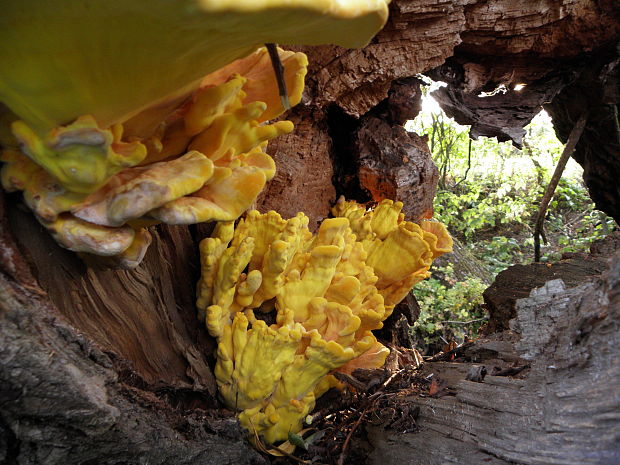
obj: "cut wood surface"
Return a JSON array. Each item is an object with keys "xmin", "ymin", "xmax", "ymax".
[{"xmin": 483, "ymin": 250, "xmax": 612, "ymax": 333}]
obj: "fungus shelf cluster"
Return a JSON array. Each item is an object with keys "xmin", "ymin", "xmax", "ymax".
[
  {"xmin": 1, "ymin": 48, "xmax": 305, "ymax": 267},
  {"xmin": 196, "ymin": 199, "xmax": 452, "ymax": 442},
  {"xmin": 0, "ymin": 0, "xmax": 389, "ymax": 267}
]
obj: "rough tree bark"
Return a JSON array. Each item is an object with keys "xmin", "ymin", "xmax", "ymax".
[
  {"xmin": 2, "ymin": 1, "xmax": 620, "ymax": 464},
  {"xmin": 257, "ymin": 0, "xmax": 620, "ymax": 221}
]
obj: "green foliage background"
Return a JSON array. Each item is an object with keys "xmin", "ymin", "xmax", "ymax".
[{"xmin": 406, "ymin": 83, "xmax": 617, "ymax": 352}]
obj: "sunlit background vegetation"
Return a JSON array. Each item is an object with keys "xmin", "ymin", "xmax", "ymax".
[{"xmin": 407, "ymin": 80, "xmax": 618, "ymax": 353}]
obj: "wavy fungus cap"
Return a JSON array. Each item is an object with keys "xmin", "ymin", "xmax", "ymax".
[
  {"xmin": 0, "ymin": 0, "xmax": 389, "ymax": 134},
  {"xmin": 197, "ymin": 203, "xmax": 451, "ymax": 443}
]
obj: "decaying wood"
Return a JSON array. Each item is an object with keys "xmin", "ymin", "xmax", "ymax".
[
  {"xmin": 300, "ymin": 0, "xmax": 620, "ymax": 118},
  {"xmin": 260, "ymin": 0, "xmax": 620, "ymax": 222},
  {"xmin": 0, "ymin": 278, "xmax": 264, "ymax": 465},
  {"xmin": 375, "ymin": 293, "xmax": 421, "ymax": 349},
  {"xmin": 6, "ymin": 201, "xmax": 217, "ymax": 396},
  {"xmin": 545, "ymin": 46, "xmax": 620, "ymax": 223},
  {"xmin": 0, "ymin": 196, "xmax": 262, "ymax": 464},
  {"xmin": 354, "ymin": 116, "xmax": 438, "ymax": 222},
  {"xmin": 429, "ymin": 66, "xmax": 573, "ymax": 146},
  {"xmin": 255, "ymin": 106, "xmax": 336, "ymax": 230},
  {"xmin": 367, "ymin": 250, "xmax": 620, "ymax": 465}
]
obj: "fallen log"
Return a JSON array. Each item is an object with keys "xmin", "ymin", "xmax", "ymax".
[{"xmin": 367, "ymin": 248, "xmax": 620, "ymax": 465}]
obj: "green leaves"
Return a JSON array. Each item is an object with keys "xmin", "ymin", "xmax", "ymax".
[
  {"xmin": 433, "ymin": 181, "xmax": 529, "ymax": 241},
  {"xmin": 406, "ymin": 92, "xmax": 618, "ymax": 352},
  {"xmin": 412, "ymin": 264, "xmax": 486, "ymax": 349}
]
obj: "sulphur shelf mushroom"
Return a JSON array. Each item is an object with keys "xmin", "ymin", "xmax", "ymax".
[
  {"xmin": 196, "ymin": 199, "xmax": 452, "ymax": 443},
  {"xmin": 0, "ymin": 0, "xmax": 389, "ymax": 267}
]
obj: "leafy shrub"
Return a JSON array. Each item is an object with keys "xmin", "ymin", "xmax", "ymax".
[
  {"xmin": 412, "ymin": 264, "xmax": 487, "ymax": 353},
  {"xmin": 434, "ymin": 180, "xmax": 530, "ymax": 240},
  {"xmin": 406, "ymin": 96, "xmax": 618, "ymax": 350},
  {"xmin": 473, "ymin": 236, "xmax": 527, "ymax": 275}
]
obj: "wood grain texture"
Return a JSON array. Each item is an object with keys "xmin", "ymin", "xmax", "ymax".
[
  {"xmin": 0, "ymin": 273, "xmax": 263, "ymax": 465},
  {"xmin": 545, "ymin": 48, "xmax": 620, "ymax": 222},
  {"xmin": 300, "ymin": 0, "xmax": 466, "ymax": 117},
  {"xmin": 7, "ymin": 201, "xmax": 216, "ymax": 394},
  {"xmin": 0, "ymin": 191, "xmax": 261, "ymax": 463},
  {"xmin": 483, "ymin": 252, "xmax": 610, "ymax": 333},
  {"xmin": 293, "ymin": 0, "xmax": 620, "ymax": 118},
  {"xmin": 261, "ymin": 0, "xmax": 620, "ymax": 222},
  {"xmin": 368, "ymin": 250, "xmax": 620, "ymax": 465}
]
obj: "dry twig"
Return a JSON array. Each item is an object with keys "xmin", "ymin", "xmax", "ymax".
[
  {"xmin": 534, "ymin": 111, "xmax": 589, "ymax": 262},
  {"xmin": 424, "ymin": 341, "xmax": 475, "ymax": 362},
  {"xmin": 336, "ymin": 397, "xmax": 380, "ymax": 465},
  {"xmin": 336, "ymin": 368, "xmax": 406, "ymax": 464}
]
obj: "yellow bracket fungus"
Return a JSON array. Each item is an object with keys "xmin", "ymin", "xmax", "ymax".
[
  {"xmin": 333, "ymin": 197, "xmax": 454, "ymax": 306},
  {"xmin": 72, "ymin": 151, "xmax": 215, "ymax": 227},
  {"xmin": 0, "ymin": 0, "xmax": 389, "ymax": 134},
  {"xmin": 11, "ymin": 116, "xmax": 147, "ymax": 194},
  {"xmin": 0, "ymin": 150, "xmax": 86, "ymax": 221},
  {"xmin": 1, "ymin": 48, "xmax": 306, "ymax": 267},
  {"xmin": 0, "ymin": 51, "xmax": 301, "ymax": 267},
  {"xmin": 43, "ymin": 214, "xmax": 136, "ymax": 257},
  {"xmin": 197, "ymin": 200, "xmax": 452, "ymax": 444},
  {"xmin": 0, "ymin": 0, "xmax": 389, "ymax": 268}
]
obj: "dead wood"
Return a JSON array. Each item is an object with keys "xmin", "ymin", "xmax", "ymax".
[
  {"xmin": 484, "ymin": 237, "xmax": 615, "ymax": 333},
  {"xmin": 0, "ymin": 191, "xmax": 263, "ymax": 464},
  {"xmin": 534, "ymin": 110, "xmax": 589, "ymax": 261},
  {"xmin": 367, "ymin": 249, "xmax": 620, "ymax": 465}
]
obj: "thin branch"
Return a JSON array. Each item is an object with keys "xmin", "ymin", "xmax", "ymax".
[
  {"xmin": 534, "ymin": 111, "xmax": 589, "ymax": 262},
  {"xmin": 613, "ymin": 104, "xmax": 620, "ymax": 146},
  {"xmin": 336, "ymin": 369, "xmax": 405, "ymax": 465},
  {"xmin": 443, "ymin": 317, "xmax": 488, "ymax": 325},
  {"xmin": 424, "ymin": 341, "xmax": 475, "ymax": 362},
  {"xmin": 454, "ymin": 138, "xmax": 473, "ymax": 187},
  {"xmin": 336, "ymin": 399, "xmax": 376, "ymax": 465},
  {"xmin": 430, "ymin": 113, "xmax": 437, "ymax": 153},
  {"xmin": 265, "ymin": 43, "xmax": 290, "ymax": 110}
]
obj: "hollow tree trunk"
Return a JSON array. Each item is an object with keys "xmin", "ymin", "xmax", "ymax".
[
  {"xmin": 2, "ymin": 1, "xmax": 620, "ymax": 464},
  {"xmin": 257, "ymin": 0, "xmax": 620, "ymax": 222}
]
